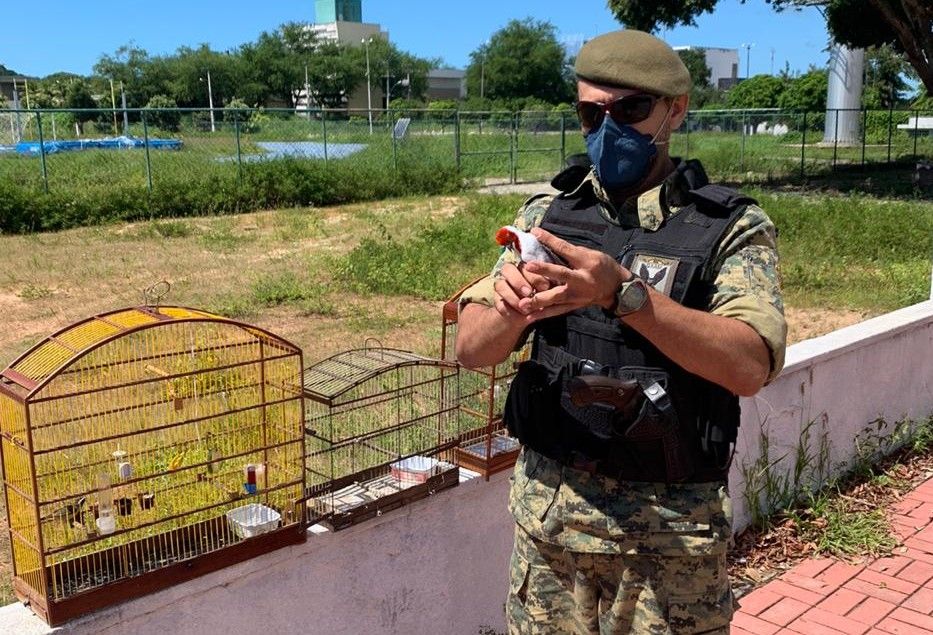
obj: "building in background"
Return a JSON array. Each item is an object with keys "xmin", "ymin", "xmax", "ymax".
[
  {"xmin": 298, "ymin": 0, "xmax": 388, "ymax": 110},
  {"xmin": 674, "ymin": 46, "xmax": 740, "ymax": 90},
  {"xmin": 0, "ymin": 74, "xmax": 35, "ymax": 104},
  {"xmin": 426, "ymin": 69, "xmax": 466, "ymax": 101},
  {"xmin": 314, "ymin": 0, "xmax": 362, "ymax": 22}
]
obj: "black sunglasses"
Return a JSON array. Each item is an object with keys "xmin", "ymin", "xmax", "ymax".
[{"xmin": 575, "ymin": 94, "xmax": 659, "ymax": 134}]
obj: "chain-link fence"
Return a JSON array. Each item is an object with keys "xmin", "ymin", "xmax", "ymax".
[{"xmin": 1, "ymin": 107, "xmax": 930, "ymax": 194}]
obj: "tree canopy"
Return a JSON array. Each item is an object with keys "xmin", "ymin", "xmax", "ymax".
[
  {"xmin": 464, "ymin": 19, "xmax": 574, "ymax": 104},
  {"xmin": 82, "ymin": 24, "xmax": 436, "ymax": 110},
  {"xmin": 607, "ymin": 0, "xmax": 932, "ymax": 93}
]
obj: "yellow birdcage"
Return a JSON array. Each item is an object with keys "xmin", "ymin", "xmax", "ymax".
[
  {"xmin": 0, "ymin": 306, "xmax": 306, "ymax": 625},
  {"xmin": 440, "ymin": 278, "xmax": 527, "ymax": 479},
  {"xmin": 303, "ymin": 346, "xmax": 460, "ymax": 530}
]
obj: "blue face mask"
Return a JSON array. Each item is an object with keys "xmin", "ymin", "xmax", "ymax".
[{"xmin": 585, "ymin": 113, "xmax": 666, "ymax": 189}]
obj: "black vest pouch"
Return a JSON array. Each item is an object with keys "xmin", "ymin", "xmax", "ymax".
[{"xmin": 503, "ymin": 360, "xmax": 568, "ymax": 461}]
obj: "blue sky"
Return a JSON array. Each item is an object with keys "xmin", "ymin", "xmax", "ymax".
[{"xmin": 2, "ymin": 0, "xmax": 831, "ymax": 78}]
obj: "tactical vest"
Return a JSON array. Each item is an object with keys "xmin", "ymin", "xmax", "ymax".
[{"xmin": 504, "ymin": 160, "xmax": 754, "ymax": 483}]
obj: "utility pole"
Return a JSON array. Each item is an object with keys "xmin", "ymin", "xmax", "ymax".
[
  {"xmin": 120, "ymin": 82, "xmax": 129, "ymax": 135},
  {"xmin": 363, "ymin": 37, "xmax": 373, "ymax": 134},
  {"xmin": 770, "ymin": 48, "xmax": 775, "ymax": 75},
  {"xmin": 11, "ymin": 82, "xmax": 22, "ymax": 143},
  {"xmin": 24, "ymin": 78, "xmax": 31, "ymax": 109},
  {"xmin": 742, "ymin": 43, "xmax": 755, "ymax": 79},
  {"xmin": 206, "ymin": 70, "xmax": 215, "ymax": 133},
  {"xmin": 109, "ymin": 79, "xmax": 119, "ymax": 134},
  {"xmin": 385, "ymin": 68, "xmax": 391, "ymax": 111},
  {"xmin": 304, "ymin": 64, "xmax": 311, "ymax": 120}
]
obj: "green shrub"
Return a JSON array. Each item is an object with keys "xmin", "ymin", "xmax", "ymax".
[
  {"xmin": 145, "ymin": 96, "xmax": 182, "ymax": 132},
  {"xmin": 0, "ymin": 158, "xmax": 462, "ymax": 234}
]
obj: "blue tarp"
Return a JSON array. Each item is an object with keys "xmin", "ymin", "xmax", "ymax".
[{"xmin": 1, "ymin": 135, "xmax": 183, "ymax": 155}]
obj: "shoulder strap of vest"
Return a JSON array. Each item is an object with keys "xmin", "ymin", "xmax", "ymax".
[
  {"xmin": 689, "ymin": 184, "xmax": 757, "ymax": 216},
  {"xmin": 550, "ymin": 163, "xmax": 591, "ymax": 193},
  {"xmin": 660, "ymin": 187, "xmax": 752, "ymax": 282}
]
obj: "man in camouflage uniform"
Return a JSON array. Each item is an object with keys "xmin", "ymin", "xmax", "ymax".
[{"xmin": 456, "ymin": 30, "xmax": 786, "ymax": 635}]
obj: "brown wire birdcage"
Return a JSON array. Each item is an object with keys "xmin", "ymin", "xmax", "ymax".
[
  {"xmin": 441, "ymin": 278, "xmax": 528, "ymax": 479},
  {"xmin": 0, "ymin": 306, "xmax": 306, "ymax": 625},
  {"xmin": 303, "ymin": 346, "xmax": 460, "ymax": 530}
]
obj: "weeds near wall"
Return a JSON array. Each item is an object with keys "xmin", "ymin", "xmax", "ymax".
[
  {"xmin": 741, "ymin": 415, "xmax": 933, "ymax": 558},
  {"xmin": 741, "ymin": 415, "xmax": 831, "ymax": 529}
]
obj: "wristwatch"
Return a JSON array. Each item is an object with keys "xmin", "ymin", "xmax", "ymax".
[{"xmin": 609, "ymin": 276, "xmax": 649, "ymax": 317}]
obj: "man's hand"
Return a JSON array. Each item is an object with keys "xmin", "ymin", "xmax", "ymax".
[
  {"xmin": 493, "ymin": 262, "xmax": 552, "ymax": 319},
  {"xmin": 518, "ymin": 228, "xmax": 630, "ymax": 322}
]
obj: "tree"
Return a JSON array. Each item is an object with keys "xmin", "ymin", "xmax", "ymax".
[
  {"xmin": 464, "ymin": 19, "xmax": 574, "ymax": 104},
  {"xmin": 304, "ymin": 42, "xmax": 365, "ymax": 109},
  {"xmin": 861, "ymin": 44, "xmax": 914, "ymax": 108},
  {"xmin": 238, "ymin": 30, "xmax": 303, "ymax": 106},
  {"xmin": 65, "ymin": 81, "xmax": 98, "ymax": 135},
  {"xmin": 606, "ymin": 0, "xmax": 933, "ymax": 93},
  {"xmin": 779, "ymin": 68, "xmax": 827, "ymax": 111},
  {"xmin": 165, "ymin": 45, "xmax": 239, "ymax": 109},
  {"xmin": 94, "ymin": 44, "xmax": 154, "ymax": 108},
  {"xmin": 29, "ymin": 73, "xmax": 83, "ymax": 108},
  {"xmin": 678, "ymin": 48, "xmax": 712, "ymax": 87},
  {"xmin": 353, "ymin": 37, "xmax": 437, "ymax": 105},
  {"xmin": 144, "ymin": 95, "xmax": 181, "ymax": 132},
  {"xmin": 726, "ymin": 74, "xmax": 786, "ymax": 108}
]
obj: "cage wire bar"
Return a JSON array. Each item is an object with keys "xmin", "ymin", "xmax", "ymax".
[
  {"xmin": 0, "ymin": 306, "xmax": 306, "ymax": 625},
  {"xmin": 440, "ymin": 278, "xmax": 527, "ymax": 479},
  {"xmin": 302, "ymin": 347, "xmax": 460, "ymax": 530}
]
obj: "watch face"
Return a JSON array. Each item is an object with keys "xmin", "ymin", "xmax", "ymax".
[{"xmin": 616, "ymin": 279, "xmax": 648, "ymax": 315}]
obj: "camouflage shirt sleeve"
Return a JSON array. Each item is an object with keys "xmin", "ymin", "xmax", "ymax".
[
  {"xmin": 707, "ymin": 204, "xmax": 787, "ymax": 383},
  {"xmin": 457, "ymin": 193, "xmax": 557, "ymax": 308}
]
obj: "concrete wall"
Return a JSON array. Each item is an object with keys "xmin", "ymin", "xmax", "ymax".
[
  {"xmin": 729, "ymin": 300, "xmax": 933, "ymax": 530},
  {"xmin": 2, "ymin": 300, "xmax": 931, "ymax": 635}
]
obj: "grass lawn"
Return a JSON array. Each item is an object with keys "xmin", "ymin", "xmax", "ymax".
[{"xmin": 0, "ymin": 186, "xmax": 930, "ymax": 607}]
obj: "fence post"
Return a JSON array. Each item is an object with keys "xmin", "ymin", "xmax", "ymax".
[
  {"xmin": 142, "ymin": 110, "xmax": 153, "ymax": 193},
  {"xmin": 321, "ymin": 109, "xmax": 328, "ymax": 163},
  {"xmin": 740, "ymin": 110, "xmax": 747, "ymax": 172},
  {"xmin": 861, "ymin": 108, "xmax": 867, "ymax": 166},
  {"xmin": 509, "ymin": 113, "xmax": 517, "ymax": 184},
  {"xmin": 559, "ymin": 111, "xmax": 566, "ymax": 169},
  {"xmin": 454, "ymin": 110, "xmax": 461, "ymax": 171},
  {"xmin": 35, "ymin": 111, "xmax": 49, "ymax": 193},
  {"xmin": 685, "ymin": 110, "xmax": 691, "ymax": 159},
  {"xmin": 392, "ymin": 117, "xmax": 398, "ymax": 171},
  {"xmin": 800, "ymin": 111, "xmax": 807, "ymax": 180},
  {"xmin": 913, "ymin": 109, "xmax": 919, "ymax": 157},
  {"xmin": 886, "ymin": 102, "xmax": 893, "ymax": 163},
  {"xmin": 832, "ymin": 109, "xmax": 839, "ymax": 171},
  {"xmin": 235, "ymin": 117, "xmax": 243, "ymax": 183}
]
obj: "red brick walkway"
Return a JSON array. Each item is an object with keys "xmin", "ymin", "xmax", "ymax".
[{"xmin": 732, "ymin": 476, "xmax": 933, "ymax": 634}]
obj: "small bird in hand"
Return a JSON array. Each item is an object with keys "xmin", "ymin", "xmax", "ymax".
[{"xmin": 495, "ymin": 225, "xmax": 562, "ymax": 264}]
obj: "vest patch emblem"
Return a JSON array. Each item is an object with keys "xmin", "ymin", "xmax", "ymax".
[{"xmin": 630, "ymin": 254, "xmax": 680, "ymax": 296}]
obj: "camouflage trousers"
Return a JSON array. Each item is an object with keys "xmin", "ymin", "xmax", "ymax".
[{"xmin": 506, "ymin": 527, "xmax": 733, "ymax": 635}]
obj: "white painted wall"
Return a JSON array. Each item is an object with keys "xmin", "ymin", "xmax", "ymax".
[
  {"xmin": 2, "ymin": 300, "xmax": 931, "ymax": 635},
  {"xmin": 729, "ymin": 300, "xmax": 933, "ymax": 530}
]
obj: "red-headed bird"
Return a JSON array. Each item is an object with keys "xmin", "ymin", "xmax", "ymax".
[{"xmin": 495, "ymin": 225, "xmax": 561, "ymax": 264}]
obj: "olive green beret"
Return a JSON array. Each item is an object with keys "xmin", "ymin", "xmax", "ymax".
[{"xmin": 575, "ymin": 30, "xmax": 691, "ymax": 97}]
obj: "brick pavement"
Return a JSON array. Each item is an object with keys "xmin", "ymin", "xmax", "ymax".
[{"xmin": 732, "ymin": 476, "xmax": 933, "ymax": 634}]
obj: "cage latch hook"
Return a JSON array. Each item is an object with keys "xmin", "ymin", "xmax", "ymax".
[{"xmin": 143, "ymin": 280, "xmax": 171, "ymax": 309}]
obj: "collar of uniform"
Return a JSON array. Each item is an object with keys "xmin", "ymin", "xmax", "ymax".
[{"xmin": 578, "ymin": 170, "xmax": 671, "ymax": 231}]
